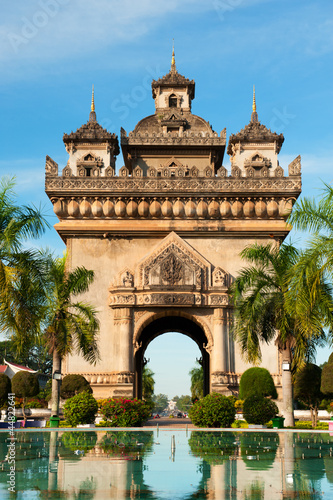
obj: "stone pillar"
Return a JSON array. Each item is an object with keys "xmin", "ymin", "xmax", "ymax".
[
  {"xmin": 211, "ymin": 308, "xmax": 227, "ymax": 373},
  {"xmin": 114, "ymin": 307, "xmax": 133, "ymax": 373},
  {"xmin": 112, "ymin": 307, "xmax": 134, "ymax": 397},
  {"xmin": 211, "ymin": 308, "xmax": 230, "ymax": 394}
]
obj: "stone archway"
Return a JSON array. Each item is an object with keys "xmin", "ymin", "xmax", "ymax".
[{"xmin": 134, "ymin": 313, "xmax": 210, "ymax": 399}]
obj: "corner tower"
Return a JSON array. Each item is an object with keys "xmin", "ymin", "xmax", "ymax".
[{"xmin": 45, "ymin": 67, "xmax": 301, "ymax": 400}]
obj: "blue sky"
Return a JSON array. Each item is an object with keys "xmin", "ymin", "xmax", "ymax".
[{"xmin": 1, "ymin": 0, "xmax": 332, "ymax": 397}]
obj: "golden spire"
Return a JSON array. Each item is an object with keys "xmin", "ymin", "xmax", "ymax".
[
  {"xmin": 91, "ymin": 84, "xmax": 95, "ymax": 112},
  {"xmin": 252, "ymin": 85, "xmax": 256, "ymax": 113},
  {"xmin": 171, "ymin": 39, "xmax": 176, "ymax": 71}
]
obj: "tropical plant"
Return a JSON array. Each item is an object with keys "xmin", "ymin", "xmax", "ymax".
[
  {"xmin": 288, "ymin": 182, "xmax": 333, "ymax": 284},
  {"xmin": 60, "ymin": 374, "xmax": 92, "ymax": 399},
  {"xmin": 40, "ymin": 253, "xmax": 99, "ymax": 418},
  {"xmin": 63, "ymin": 391, "xmax": 98, "ymax": 426},
  {"xmin": 142, "ymin": 365, "xmax": 155, "ymax": 401},
  {"xmin": 189, "ymin": 361, "xmax": 204, "ymax": 401},
  {"xmin": 11, "ymin": 371, "xmax": 40, "ymax": 420},
  {"xmin": 239, "ymin": 367, "xmax": 277, "ymax": 399},
  {"xmin": 0, "ymin": 177, "xmax": 48, "ymax": 351},
  {"xmin": 243, "ymin": 394, "xmax": 278, "ymax": 425},
  {"xmin": 294, "ymin": 363, "xmax": 322, "ymax": 427},
  {"xmin": 229, "ymin": 242, "xmax": 331, "ymax": 427},
  {"xmin": 189, "ymin": 393, "xmax": 236, "ymax": 428},
  {"xmin": 0, "ymin": 373, "xmax": 11, "ymax": 408}
]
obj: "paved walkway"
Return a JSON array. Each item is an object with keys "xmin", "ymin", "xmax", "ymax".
[{"xmin": 144, "ymin": 417, "xmax": 195, "ymax": 428}]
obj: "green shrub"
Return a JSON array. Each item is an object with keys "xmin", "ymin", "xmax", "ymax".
[
  {"xmin": 243, "ymin": 394, "xmax": 278, "ymax": 425},
  {"xmin": 60, "ymin": 374, "xmax": 92, "ymax": 399},
  {"xmin": 11, "ymin": 371, "xmax": 39, "ymax": 399},
  {"xmin": 189, "ymin": 393, "xmax": 236, "ymax": 428},
  {"xmin": 0, "ymin": 374, "xmax": 11, "ymax": 407},
  {"xmin": 321, "ymin": 361, "xmax": 333, "ymax": 396},
  {"xmin": 63, "ymin": 391, "xmax": 98, "ymax": 426},
  {"xmin": 294, "ymin": 421, "xmax": 329, "ymax": 430},
  {"xmin": 100, "ymin": 397, "xmax": 153, "ymax": 427},
  {"xmin": 239, "ymin": 368, "xmax": 277, "ymax": 400}
]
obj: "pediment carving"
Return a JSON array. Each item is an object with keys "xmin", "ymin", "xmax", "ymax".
[
  {"xmin": 136, "ymin": 232, "xmax": 211, "ymax": 290},
  {"xmin": 244, "ymin": 152, "xmax": 272, "ymax": 169},
  {"xmin": 212, "ymin": 267, "xmax": 228, "ymax": 287},
  {"xmin": 111, "ymin": 267, "xmax": 135, "ymax": 288}
]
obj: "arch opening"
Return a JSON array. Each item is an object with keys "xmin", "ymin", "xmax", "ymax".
[{"xmin": 134, "ymin": 315, "xmax": 210, "ymax": 399}]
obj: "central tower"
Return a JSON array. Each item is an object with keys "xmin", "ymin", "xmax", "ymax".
[{"xmin": 45, "ymin": 52, "xmax": 301, "ymax": 399}]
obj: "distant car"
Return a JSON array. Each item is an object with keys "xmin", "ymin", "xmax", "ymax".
[
  {"xmin": 153, "ymin": 414, "xmax": 160, "ymax": 419},
  {"xmin": 177, "ymin": 412, "xmax": 183, "ymax": 418}
]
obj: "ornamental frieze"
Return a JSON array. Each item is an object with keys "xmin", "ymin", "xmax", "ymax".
[
  {"xmin": 109, "ymin": 292, "xmax": 229, "ymax": 307},
  {"xmin": 45, "ymin": 175, "xmax": 301, "ymax": 194}
]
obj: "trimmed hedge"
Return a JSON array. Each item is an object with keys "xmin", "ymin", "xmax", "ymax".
[
  {"xmin": 189, "ymin": 393, "xmax": 236, "ymax": 428},
  {"xmin": 243, "ymin": 394, "xmax": 278, "ymax": 425},
  {"xmin": 60, "ymin": 374, "xmax": 92, "ymax": 399},
  {"xmin": 239, "ymin": 367, "xmax": 277, "ymax": 399},
  {"xmin": 11, "ymin": 371, "xmax": 39, "ymax": 399},
  {"xmin": 0, "ymin": 373, "xmax": 11, "ymax": 407},
  {"xmin": 63, "ymin": 391, "xmax": 98, "ymax": 426}
]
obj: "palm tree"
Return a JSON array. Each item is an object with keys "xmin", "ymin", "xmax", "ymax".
[
  {"xmin": 189, "ymin": 362, "xmax": 203, "ymax": 401},
  {"xmin": 229, "ymin": 243, "xmax": 332, "ymax": 427},
  {"xmin": 288, "ymin": 182, "xmax": 333, "ymax": 303},
  {"xmin": 142, "ymin": 366, "xmax": 155, "ymax": 401},
  {"xmin": 0, "ymin": 176, "xmax": 48, "ymax": 344},
  {"xmin": 42, "ymin": 253, "xmax": 100, "ymax": 417}
]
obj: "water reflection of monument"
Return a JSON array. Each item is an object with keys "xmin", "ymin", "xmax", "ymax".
[
  {"xmin": 188, "ymin": 431, "xmax": 329, "ymax": 499},
  {"xmin": 54, "ymin": 431, "xmax": 155, "ymax": 499},
  {"xmin": 7, "ymin": 430, "xmax": 329, "ymax": 498}
]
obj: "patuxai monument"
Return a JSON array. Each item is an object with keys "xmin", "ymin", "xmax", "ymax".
[{"xmin": 45, "ymin": 50, "xmax": 301, "ymax": 401}]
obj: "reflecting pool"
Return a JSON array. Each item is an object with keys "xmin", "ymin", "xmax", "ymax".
[{"xmin": 0, "ymin": 429, "xmax": 333, "ymax": 499}]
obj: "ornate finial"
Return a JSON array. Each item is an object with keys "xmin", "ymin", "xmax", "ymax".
[
  {"xmin": 251, "ymin": 85, "xmax": 258, "ymax": 123},
  {"xmin": 89, "ymin": 84, "xmax": 96, "ymax": 122},
  {"xmin": 252, "ymin": 85, "xmax": 256, "ymax": 112},
  {"xmin": 91, "ymin": 84, "xmax": 95, "ymax": 112},
  {"xmin": 171, "ymin": 39, "xmax": 176, "ymax": 72}
]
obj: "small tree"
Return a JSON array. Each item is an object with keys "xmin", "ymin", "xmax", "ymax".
[
  {"xmin": 239, "ymin": 367, "xmax": 277, "ymax": 400},
  {"xmin": 152, "ymin": 393, "xmax": 169, "ymax": 414},
  {"xmin": 175, "ymin": 395, "xmax": 192, "ymax": 413},
  {"xmin": 60, "ymin": 374, "xmax": 92, "ymax": 399},
  {"xmin": 243, "ymin": 394, "xmax": 278, "ymax": 425},
  {"xmin": 0, "ymin": 374, "xmax": 11, "ymax": 408},
  {"xmin": 321, "ymin": 353, "xmax": 333, "ymax": 397},
  {"xmin": 11, "ymin": 371, "xmax": 39, "ymax": 420},
  {"xmin": 189, "ymin": 393, "xmax": 236, "ymax": 428},
  {"xmin": 294, "ymin": 363, "xmax": 322, "ymax": 428},
  {"xmin": 63, "ymin": 392, "xmax": 98, "ymax": 427},
  {"xmin": 142, "ymin": 366, "xmax": 155, "ymax": 401},
  {"xmin": 189, "ymin": 362, "xmax": 204, "ymax": 401}
]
